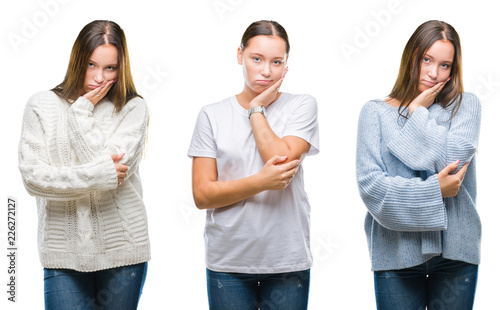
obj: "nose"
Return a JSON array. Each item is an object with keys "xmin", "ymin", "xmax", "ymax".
[
  {"xmin": 260, "ymin": 63, "xmax": 271, "ymax": 78},
  {"xmin": 427, "ymin": 64, "xmax": 438, "ymax": 80},
  {"xmin": 94, "ymin": 70, "xmax": 105, "ymax": 84}
]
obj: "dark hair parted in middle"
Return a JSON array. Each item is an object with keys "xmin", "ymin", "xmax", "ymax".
[
  {"xmin": 389, "ymin": 20, "xmax": 463, "ymax": 119},
  {"xmin": 240, "ymin": 20, "xmax": 290, "ymax": 54},
  {"xmin": 52, "ymin": 20, "xmax": 141, "ymax": 112}
]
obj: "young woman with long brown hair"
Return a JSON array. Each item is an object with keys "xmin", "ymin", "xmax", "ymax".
[
  {"xmin": 19, "ymin": 20, "xmax": 150, "ymax": 310},
  {"xmin": 188, "ymin": 20, "xmax": 319, "ymax": 310},
  {"xmin": 356, "ymin": 20, "xmax": 481, "ymax": 309}
]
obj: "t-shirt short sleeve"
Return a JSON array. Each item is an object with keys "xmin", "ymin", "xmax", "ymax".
[
  {"xmin": 188, "ymin": 107, "xmax": 217, "ymax": 158},
  {"xmin": 282, "ymin": 95, "xmax": 320, "ymax": 156}
]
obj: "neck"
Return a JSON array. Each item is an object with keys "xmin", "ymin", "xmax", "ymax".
[
  {"xmin": 236, "ymin": 86, "xmax": 260, "ymax": 110},
  {"xmin": 385, "ymin": 97, "xmax": 401, "ymax": 107}
]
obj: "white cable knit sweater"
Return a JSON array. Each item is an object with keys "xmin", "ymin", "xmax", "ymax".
[{"xmin": 19, "ymin": 91, "xmax": 151, "ymax": 272}]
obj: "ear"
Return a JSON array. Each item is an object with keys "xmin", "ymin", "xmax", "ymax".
[{"xmin": 237, "ymin": 46, "xmax": 243, "ymax": 65}]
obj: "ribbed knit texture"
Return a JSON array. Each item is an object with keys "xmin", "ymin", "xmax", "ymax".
[
  {"xmin": 19, "ymin": 91, "xmax": 151, "ymax": 272},
  {"xmin": 356, "ymin": 92, "xmax": 481, "ymax": 271}
]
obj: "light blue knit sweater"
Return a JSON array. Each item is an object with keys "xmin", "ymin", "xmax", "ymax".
[{"xmin": 356, "ymin": 92, "xmax": 481, "ymax": 271}]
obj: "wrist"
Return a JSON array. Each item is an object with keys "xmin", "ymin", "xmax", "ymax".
[
  {"xmin": 249, "ymin": 99, "xmax": 262, "ymax": 109},
  {"xmin": 251, "ymin": 171, "xmax": 267, "ymax": 192},
  {"xmin": 248, "ymin": 105, "xmax": 267, "ymax": 119}
]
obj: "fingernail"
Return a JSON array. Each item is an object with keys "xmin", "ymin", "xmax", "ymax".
[
  {"xmin": 122, "ymin": 153, "xmax": 125, "ymax": 157},
  {"xmin": 455, "ymin": 159, "xmax": 460, "ymax": 165}
]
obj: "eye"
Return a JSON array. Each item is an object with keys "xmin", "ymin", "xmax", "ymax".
[
  {"xmin": 106, "ymin": 66, "xmax": 116, "ymax": 71},
  {"xmin": 423, "ymin": 57, "xmax": 430, "ymax": 63},
  {"xmin": 253, "ymin": 57, "xmax": 261, "ymax": 62},
  {"xmin": 441, "ymin": 63, "xmax": 450, "ymax": 69},
  {"xmin": 273, "ymin": 60, "xmax": 284, "ymax": 65},
  {"xmin": 88, "ymin": 63, "xmax": 95, "ymax": 67}
]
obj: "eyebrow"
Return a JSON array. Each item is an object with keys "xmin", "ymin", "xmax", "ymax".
[
  {"xmin": 248, "ymin": 53, "xmax": 285, "ymax": 60},
  {"xmin": 89, "ymin": 60, "xmax": 118, "ymax": 66}
]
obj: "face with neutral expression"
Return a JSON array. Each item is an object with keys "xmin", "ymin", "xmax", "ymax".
[
  {"xmin": 418, "ymin": 39, "xmax": 454, "ymax": 93},
  {"xmin": 82, "ymin": 43, "xmax": 118, "ymax": 95},
  {"xmin": 237, "ymin": 35, "xmax": 288, "ymax": 95}
]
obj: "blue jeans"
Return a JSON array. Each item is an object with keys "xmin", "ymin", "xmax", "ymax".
[
  {"xmin": 44, "ymin": 262, "xmax": 147, "ymax": 310},
  {"xmin": 374, "ymin": 256, "xmax": 478, "ymax": 310},
  {"xmin": 206, "ymin": 268, "xmax": 310, "ymax": 310}
]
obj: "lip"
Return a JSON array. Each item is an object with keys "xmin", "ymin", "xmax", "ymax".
[
  {"xmin": 88, "ymin": 84, "xmax": 102, "ymax": 89},
  {"xmin": 422, "ymin": 80, "xmax": 437, "ymax": 87},
  {"xmin": 255, "ymin": 80, "xmax": 272, "ymax": 85}
]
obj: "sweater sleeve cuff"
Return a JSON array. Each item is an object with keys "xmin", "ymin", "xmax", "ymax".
[
  {"xmin": 91, "ymin": 155, "xmax": 118, "ymax": 190},
  {"xmin": 385, "ymin": 174, "xmax": 447, "ymax": 231},
  {"xmin": 388, "ymin": 106, "xmax": 428, "ymax": 152},
  {"xmin": 72, "ymin": 96, "xmax": 95, "ymax": 112},
  {"xmin": 387, "ymin": 107, "xmax": 445, "ymax": 171}
]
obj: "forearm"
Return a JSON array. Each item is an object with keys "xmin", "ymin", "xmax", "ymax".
[
  {"xmin": 19, "ymin": 155, "xmax": 118, "ymax": 200},
  {"xmin": 68, "ymin": 97, "xmax": 149, "ymax": 167},
  {"xmin": 250, "ymin": 113, "xmax": 295, "ymax": 162},
  {"xmin": 388, "ymin": 94, "xmax": 481, "ymax": 173},
  {"xmin": 193, "ymin": 174, "xmax": 265, "ymax": 210},
  {"xmin": 357, "ymin": 171, "xmax": 446, "ymax": 231}
]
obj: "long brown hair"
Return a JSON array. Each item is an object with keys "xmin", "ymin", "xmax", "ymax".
[
  {"xmin": 389, "ymin": 20, "xmax": 463, "ymax": 119},
  {"xmin": 52, "ymin": 20, "xmax": 140, "ymax": 112}
]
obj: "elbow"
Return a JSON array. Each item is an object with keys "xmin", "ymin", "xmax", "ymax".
[
  {"xmin": 192, "ymin": 189, "xmax": 212, "ymax": 210},
  {"xmin": 193, "ymin": 198, "xmax": 209, "ymax": 210}
]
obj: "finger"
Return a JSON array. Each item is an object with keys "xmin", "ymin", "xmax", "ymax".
[
  {"xmin": 84, "ymin": 84, "xmax": 107, "ymax": 105},
  {"xmin": 115, "ymin": 163, "xmax": 128, "ymax": 172},
  {"xmin": 286, "ymin": 159, "xmax": 300, "ymax": 171},
  {"xmin": 117, "ymin": 173, "xmax": 126, "ymax": 182},
  {"xmin": 87, "ymin": 84, "xmax": 105, "ymax": 97},
  {"xmin": 259, "ymin": 78, "xmax": 283, "ymax": 96},
  {"xmin": 111, "ymin": 153, "xmax": 125, "ymax": 162},
  {"xmin": 434, "ymin": 76, "xmax": 451, "ymax": 94},
  {"xmin": 427, "ymin": 81, "xmax": 443, "ymax": 96},
  {"xmin": 282, "ymin": 66, "xmax": 288, "ymax": 79},
  {"xmin": 282, "ymin": 168, "xmax": 297, "ymax": 180},
  {"xmin": 273, "ymin": 77, "xmax": 284, "ymax": 91},
  {"xmin": 439, "ymin": 160, "xmax": 460, "ymax": 176},
  {"xmin": 263, "ymin": 76, "xmax": 285, "ymax": 94},
  {"xmin": 455, "ymin": 162, "xmax": 469, "ymax": 179},
  {"xmin": 268, "ymin": 155, "xmax": 288, "ymax": 165},
  {"xmin": 98, "ymin": 79, "xmax": 116, "ymax": 97}
]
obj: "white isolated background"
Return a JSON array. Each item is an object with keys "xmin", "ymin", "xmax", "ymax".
[{"xmin": 1, "ymin": 0, "xmax": 499, "ymax": 309}]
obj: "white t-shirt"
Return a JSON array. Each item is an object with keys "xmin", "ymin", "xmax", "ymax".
[{"xmin": 188, "ymin": 92, "xmax": 319, "ymax": 274}]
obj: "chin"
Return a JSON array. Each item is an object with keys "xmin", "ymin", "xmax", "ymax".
[{"xmin": 417, "ymin": 85, "xmax": 428, "ymax": 93}]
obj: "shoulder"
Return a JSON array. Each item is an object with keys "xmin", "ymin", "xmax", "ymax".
[
  {"xmin": 359, "ymin": 99, "xmax": 389, "ymax": 116},
  {"xmin": 24, "ymin": 91, "xmax": 66, "ymax": 117},
  {"xmin": 197, "ymin": 97, "xmax": 233, "ymax": 119},
  {"xmin": 446, "ymin": 92, "xmax": 481, "ymax": 119},
  {"xmin": 120, "ymin": 96, "xmax": 149, "ymax": 117},
  {"xmin": 276, "ymin": 93, "xmax": 318, "ymax": 118},
  {"xmin": 203, "ymin": 96, "xmax": 232, "ymax": 110},
  {"xmin": 282, "ymin": 93, "xmax": 317, "ymax": 107},
  {"xmin": 123, "ymin": 96, "xmax": 148, "ymax": 110},
  {"xmin": 461, "ymin": 92, "xmax": 481, "ymax": 109},
  {"xmin": 26, "ymin": 90, "xmax": 61, "ymax": 107}
]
